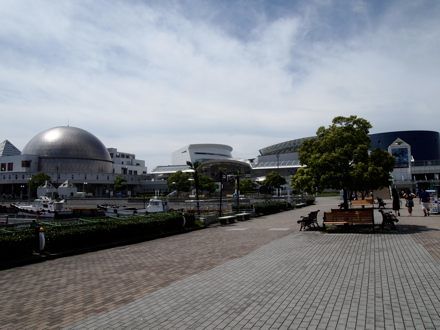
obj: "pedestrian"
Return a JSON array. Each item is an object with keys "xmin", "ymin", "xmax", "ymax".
[
  {"xmin": 420, "ymin": 189, "xmax": 431, "ymax": 216},
  {"xmin": 403, "ymin": 191, "xmax": 416, "ymax": 216},
  {"xmin": 38, "ymin": 225, "xmax": 46, "ymax": 252},
  {"xmin": 391, "ymin": 188, "xmax": 400, "ymax": 216}
]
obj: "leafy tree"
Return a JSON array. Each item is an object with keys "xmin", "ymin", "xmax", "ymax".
[
  {"xmin": 167, "ymin": 171, "xmax": 192, "ymax": 193},
  {"xmin": 114, "ymin": 175, "xmax": 127, "ymax": 193},
  {"xmin": 198, "ymin": 174, "xmax": 216, "ymax": 194},
  {"xmin": 263, "ymin": 171, "xmax": 287, "ymax": 196},
  {"xmin": 29, "ymin": 172, "xmax": 51, "ymax": 197},
  {"xmin": 239, "ymin": 178, "xmax": 257, "ymax": 194},
  {"xmin": 291, "ymin": 115, "xmax": 395, "ymax": 209}
]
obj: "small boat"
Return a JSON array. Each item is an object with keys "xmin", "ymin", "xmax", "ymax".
[
  {"xmin": 100, "ymin": 198, "xmax": 168, "ymax": 217},
  {"xmin": 11, "ymin": 196, "xmax": 72, "ymax": 219},
  {"xmin": 146, "ymin": 198, "xmax": 169, "ymax": 213},
  {"xmin": 98, "ymin": 203, "xmax": 148, "ymax": 217}
]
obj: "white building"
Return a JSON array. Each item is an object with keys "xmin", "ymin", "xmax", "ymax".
[
  {"xmin": 0, "ymin": 126, "xmax": 148, "ymax": 198},
  {"xmin": 107, "ymin": 148, "xmax": 147, "ymax": 176},
  {"xmin": 171, "ymin": 144, "xmax": 233, "ymax": 165}
]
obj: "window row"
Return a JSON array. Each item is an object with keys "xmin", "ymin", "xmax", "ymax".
[{"xmin": 0, "ymin": 163, "xmax": 13, "ymax": 171}]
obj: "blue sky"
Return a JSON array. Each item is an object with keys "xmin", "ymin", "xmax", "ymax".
[{"xmin": 1, "ymin": 0, "xmax": 439, "ymax": 168}]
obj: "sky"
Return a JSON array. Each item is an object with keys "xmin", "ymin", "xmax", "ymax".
[{"xmin": 1, "ymin": 0, "xmax": 439, "ymax": 169}]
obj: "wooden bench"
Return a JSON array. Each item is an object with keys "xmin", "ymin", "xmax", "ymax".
[
  {"xmin": 351, "ymin": 198, "xmax": 374, "ymax": 208},
  {"xmin": 218, "ymin": 215, "xmax": 237, "ymax": 225},
  {"xmin": 297, "ymin": 210, "xmax": 320, "ymax": 231},
  {"xmin": 323, "ymin": 208, "xmax": 374, "ymax": 229},
  {"xmin": 235, "ymin": 212, "xmax": 251, "ymax": 221}
]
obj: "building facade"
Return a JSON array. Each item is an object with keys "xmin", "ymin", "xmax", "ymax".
[
  {"xmin": 0, "ymin": 126, "xmax": 148, "ymax": 198},
  {"xmin": 171, "ymin": 144, "xmax": 233, "ymax": 165},
  {"xmin": 255, "ymin": 130, "xmax": 440, "ymax": 192}
]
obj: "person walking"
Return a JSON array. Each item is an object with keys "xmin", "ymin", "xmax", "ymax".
[
  {"xmin": 404, "ymin": 191, "xmax": 416, "ymax": 216},
  {"xmin": 391, "ymin": 188, "xmax": 400, "ymax": 216},
  {"xmin": 420, "ymin": 189, "xmax": 431, "ymax": 216}
]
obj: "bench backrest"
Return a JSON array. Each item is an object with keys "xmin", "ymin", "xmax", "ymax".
[
  {"xmin": 308, "ymin": 210, "xmax": 320, "ymax": 221},
  {"xmin": 324, "ymin": 208, "xmax": 374, "ymax": 224},
  {"xmin": 351, "ymin": 198, "xmax": 374, "ymax": 207}
]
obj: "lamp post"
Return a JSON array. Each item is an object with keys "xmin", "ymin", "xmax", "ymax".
[
  {"xmin": 83, "ymin": 182, "xmax": 88, "ymax": 196},
  {"xmin": 20, "ymin": 185, "xmax": 24, "ymax": 200},
  {"xmin": 218, "ymin": 171, "xmax": 225, "ymax": 217},
  {"xmin": 186, "ymin": 162, "xmax": 200, "ymax": 218},
  {"xmin": 235, "ymin": 171, "xmax": 240, "ymax": 212}
]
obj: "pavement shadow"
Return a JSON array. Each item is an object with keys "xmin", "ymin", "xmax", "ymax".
[{"xmin": 314, "ymin": 223, "xmax": 440, "ymax": 235}]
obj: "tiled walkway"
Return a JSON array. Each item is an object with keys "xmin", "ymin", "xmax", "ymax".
[{"xmin": 1, "ymin": 197, "xmax": 439, "ymax": 329}]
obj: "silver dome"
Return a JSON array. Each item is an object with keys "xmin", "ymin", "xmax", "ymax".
[{"xmin": 22, "ymin": 126, "xmax": 113, "ymax": 173}]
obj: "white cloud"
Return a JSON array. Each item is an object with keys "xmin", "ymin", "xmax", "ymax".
[{"xmin": 0, "ymin": 0, "xmax": 439, "ymax": 168}]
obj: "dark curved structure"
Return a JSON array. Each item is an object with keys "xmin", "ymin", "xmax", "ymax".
[
  {"xmin": 22, "ymin": 126, "xmax": 113, "ymax": 173},
  {"xmin": 259, "ymin": 130, "xmax": 440, "ymax": 162},
  {"xmin": 370, "ymin": 131, "xmax": 440, "ymax": 161}
]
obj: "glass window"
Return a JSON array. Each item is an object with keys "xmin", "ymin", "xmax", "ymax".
[
  {"xmin": 0, "ymin": 163, "xmax": 5, "ymax": 171},
  {"xmin": 391, "ymin": 147, "xmax": 409, "ymax": 168},
  {"xmin": 7, "ymin": 163, "xmax": 13, "ymax": 171},
  {"xmin": 21, "ymin": 160, "xmax": 31, "ymax": 167}
]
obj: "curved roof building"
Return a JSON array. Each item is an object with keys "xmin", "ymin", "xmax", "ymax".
[
  {"xmin": 22, "ymin": 126, "xmax": 113, "ymax": 173},
  {"xmin": 370, "ymin": 130, "xmax": 440, "ymax": 161},
  {"xmin": 259, "ymin": 130, "xmax": 440, "ymax": 162}
]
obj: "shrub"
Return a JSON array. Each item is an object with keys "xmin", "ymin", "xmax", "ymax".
[
  {"xmin": 253, "ymin": 200, "xmax": 293, "ymax": 215},
  {"xmin": 0, "ymin": 212, "xmax": 196, "ymax": 265}
]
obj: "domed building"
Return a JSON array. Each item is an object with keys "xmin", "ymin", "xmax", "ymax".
[
  {"xmin": 0, "ymin": 126, "xmax": 148, "ymax": 198},
  {"xmin": 22, "ymin": 126, "xmax": 113, "ymax": 174}
]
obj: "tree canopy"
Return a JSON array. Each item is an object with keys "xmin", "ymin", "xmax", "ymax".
[
  {"xmin": 291, "ymin": 115, "xmax": 395, "ymax": 206},
  {"xmin": 198, "ymin": 174, "xmax": 216, "ymax": 194},
  {"xmin": 167, "ymin": 171, "xmax": 192, "ymax": 193},
  {"xmin": 263, "ymin": 171, "xmax": 286, "ymax": 195},
  {"xmin": 114, "ymin": 175, "xmax": 127, "ymax": 192},
  {"xmin": 239, "ymin": 178, "xmax": 257, "ymax": 194}
]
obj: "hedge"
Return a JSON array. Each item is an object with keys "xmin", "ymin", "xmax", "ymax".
[
  {"xmin": 0, "ymin": 212, "xmax": 196, "ymax": 266},
  {"xmin": 253, "ymin": 200, "xmax": 293, "ymax": 215}
]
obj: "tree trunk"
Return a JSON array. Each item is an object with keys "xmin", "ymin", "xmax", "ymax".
[{"xmin": 343, "ymin": 189, "xmax": 349, "ymax": 209}]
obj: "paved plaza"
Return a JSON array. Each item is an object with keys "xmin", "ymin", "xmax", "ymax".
[{"xmin": 0, "ymin": 197, "xmax": 439, "ymax": 329}]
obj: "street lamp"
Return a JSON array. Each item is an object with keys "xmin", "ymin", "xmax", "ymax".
[
  {"xmin": 218, "ymin": 171, "xmax": 225, "ymax": 217},
  {"xmin": 234, "ymin": 171, "xmax": 241, "ymax": 212},
  {"xmin": 20, "ymin": 185, "xmax": 25, "ymax": 200},
  {"xmin": 83, "ymin": 182, "xmax": 88, "ymax": 196},
  {"xmin": 186, "ymin": 161, "xmax": 200, "ymax": 218},
  {"xmin": 27, "ymin": 176, "xmax": 32, "ymax": 200}
]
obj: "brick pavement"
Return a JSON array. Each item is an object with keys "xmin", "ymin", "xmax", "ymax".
[{"xmin": 0, "ymin": 197, "xmax": 439, "ymax": 329}]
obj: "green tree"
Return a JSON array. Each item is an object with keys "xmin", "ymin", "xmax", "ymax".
[
  {"xmin": 29, "ymin": 172, "xmax": 51, "ymax": 197},
  {"xmin": 239, "ymin": 178, "xmax": 257, "ymax": 194},
  {"xmin": 291, "ymin": 115, "xmax": 395, "ymax": 209},
  {"xmin": 114, "ymin": 175, "xmax": 127, "ymax": 193},
  {"xmin": 198, "ymin": 174, "xmax": 216, "ymax": 194},
  {"xmin": 263, "ymin": 171, "xmax": 287, "ymax": 196},
  {"xmin": 167, "ymin": 171, "xmax": 192, "ymax": 193}
]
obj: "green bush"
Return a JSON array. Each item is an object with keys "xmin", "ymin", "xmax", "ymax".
[
  {"xmin": 0, "ymin": 229, "xmax": 35, "ymax": 261},
  {"xmin": 0, "ymin": 212, "xmax": 196, "ymax": 265},
  {"xmin": 253, "ymin": 200, "xmax": 293, "ymax": 215}
]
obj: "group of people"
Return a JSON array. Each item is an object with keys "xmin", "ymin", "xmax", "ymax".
[{"xmin": 392, "ymin": 188, "xmax": 432, "ymax": 217}]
